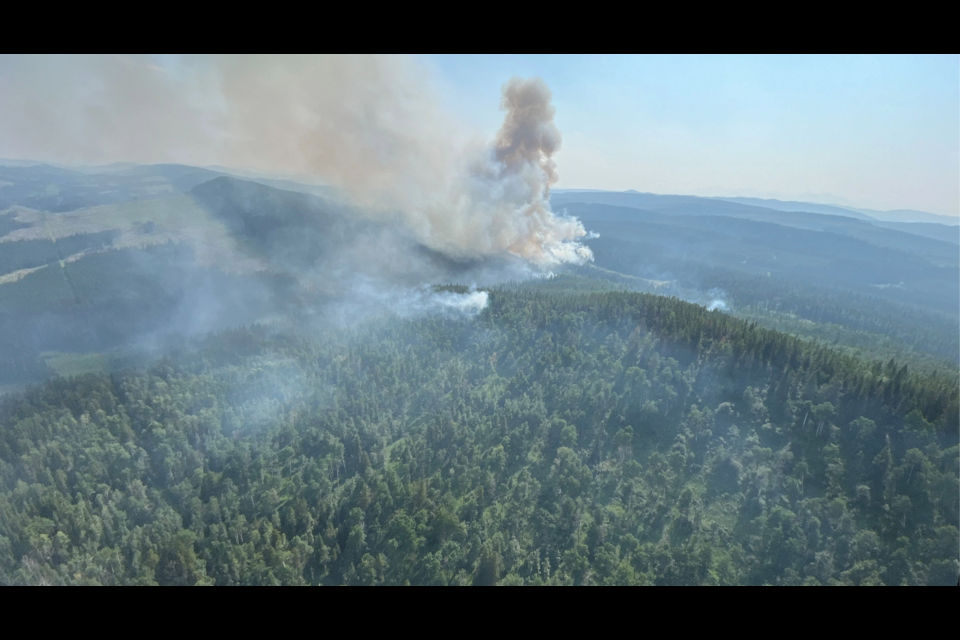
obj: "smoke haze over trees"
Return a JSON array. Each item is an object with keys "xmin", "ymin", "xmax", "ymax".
[
  {"xmin": 0, "ymin": 55, "xmax": 957, "ymax": 585},
  {"xmin": 1, "ymin": 290, "xmax": 956, "ymax": 585}
]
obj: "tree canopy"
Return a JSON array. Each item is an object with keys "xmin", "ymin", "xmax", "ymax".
[{"xmin": 0, "ymin": 290, "xmax": 957, "ymax": 585}]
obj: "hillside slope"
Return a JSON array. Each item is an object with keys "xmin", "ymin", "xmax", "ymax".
[{"xmin": 0, "ymin": 290, "xmax": 956, "ymax": 585}]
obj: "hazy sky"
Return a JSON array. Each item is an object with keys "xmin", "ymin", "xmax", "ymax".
[
  {"xmin": 2, "ymin": 54, "xmax": 957, "ymax": 216},
  {"xmin": 424, "ymin": 55, "xmax": 959, "ymax": 216}
]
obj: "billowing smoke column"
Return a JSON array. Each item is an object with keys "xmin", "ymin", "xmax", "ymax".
[{"xmin": 420, "ymin": 77, "xmax": 593, "ymax": 267}]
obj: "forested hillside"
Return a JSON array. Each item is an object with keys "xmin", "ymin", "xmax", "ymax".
[
  {"xmin": 2, "ymin": 54, "xmax": 956, "ymax": 589},
  {"xmin": 557, "ymin": 201, "xmax": 960, "ymax": 370},
  {"xmin": 3, "ymin": 173, "xmax": 957, "ymax": 392},
  {"xmin": 0, "ymin": 242, "xmax": 292, "ymax": 385},
  {"xmin": 1, "ymin": 290, "xmax": 956, "ymax": 585}
]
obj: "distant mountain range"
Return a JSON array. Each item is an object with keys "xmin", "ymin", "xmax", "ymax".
[
  {"xmin": 550, "ymin": 190, "xmax": 960, "ymax": 245},
  {"xmin": 552, "ymin": 189, "xmax": 959, "ymax": 227},
  {"xmin": 0, "ymin": 161, "xmax": 344, "ymax": 214},
  {"xmin": 1, "ymin": 164, "xmax": 957, "ymax": 388},
  {"xmin": 5, "ymin": 160, "xmax": 956, "ymax": 227},
  {"xmin": 848, "ymin": 207, "xmax": 959, "ymax": 225},
  {"xmin": 715, "ymin": 197, "xmax": 877, "ymax": 221},
  {"xmin": 716, "ymin": 196, "xmax": 959, "ymax": 226}
]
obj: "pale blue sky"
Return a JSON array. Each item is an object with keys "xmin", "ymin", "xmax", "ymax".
[
  {"xmin": 2, "ymin": 55, "xmax": 956, "ymax": 216},
  {"xmin": 423, "ymin": 55, "xmax": 959, "ymax": 216}
]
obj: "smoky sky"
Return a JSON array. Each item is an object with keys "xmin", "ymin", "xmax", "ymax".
[{"xmin": 0, "ymin": 54, "xmax": 591, "ymax": 267}]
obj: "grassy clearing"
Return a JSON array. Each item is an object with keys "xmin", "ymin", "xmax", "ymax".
[
  {"xmin": 41, "ymin": 352, "xmax": 112, "ymax": 377},
  {"xmin": 1, "ymin": 196, "xmax": 265, "ymax": 273}
]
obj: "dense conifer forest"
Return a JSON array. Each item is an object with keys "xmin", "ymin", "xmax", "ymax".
[
  {"xmin": 1, "ymin": 290, "xmax": 956, "ymax": 585},
  {"xmin": 3, "ymin": 56, "xmax": 958, "ymax": 588}
]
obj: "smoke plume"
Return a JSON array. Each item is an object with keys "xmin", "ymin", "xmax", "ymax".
[
  {"xmin": 0, "ymin": 55, "xmax": 591, "ymax": 267},
  {"xmin": 427, "ymin": 77, "xmax": 592, "ymax": 266}
]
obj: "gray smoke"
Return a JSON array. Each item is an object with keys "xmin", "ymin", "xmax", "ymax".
[{"xmin": 0, "ymin": 55, "xmax": 592, "ymax": 268}]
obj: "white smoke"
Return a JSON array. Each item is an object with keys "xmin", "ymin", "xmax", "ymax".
[
  {"xmin": 706, "ymin": 288, "xmax": 730, "ymax": 311},
  {"xmin": 430, "ymin": 77, "xmax": 592, "ymax": 267},
  {"xmin": 707, "ymin": 299, "xmax": 728, "ymax": 312},
  {"xmin": 318, "ymin": 281, "xmax": 489, "ymax": 325},
  {"xmin": 432, "ymin": 289, "xmax": 489, "ymax": 313}
]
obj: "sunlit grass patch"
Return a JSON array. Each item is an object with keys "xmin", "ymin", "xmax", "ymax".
[
  {"xmin": 2, "ymin": 196, "xmax": 263, "ymax": 272},
  {"xmin": 41, "ymin": 351, "xmax": 111, "ymax": 377}
]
